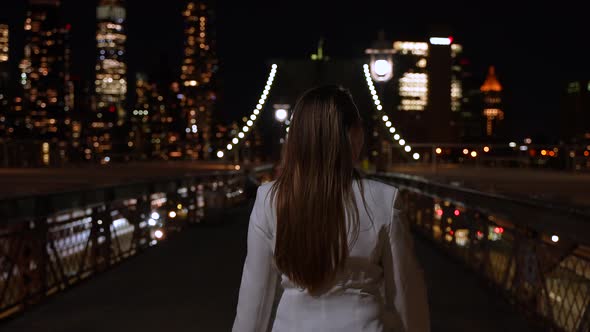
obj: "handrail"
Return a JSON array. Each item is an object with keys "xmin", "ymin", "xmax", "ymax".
[
  {"xmin": 373, "ymin": 172, "xmax": 590, "ymax": 247},
  {"xmin": 0, "ymin": 167, "xmax": 273, "ymax": 321},
  {"xmin": 371, "ymin": 172, "xmax": 590, "ymax": 332},
  {"xmin": 375, "ymin": 171, "xmax": 590, "ymax": 220}
]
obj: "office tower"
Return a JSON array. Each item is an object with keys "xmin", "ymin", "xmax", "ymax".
[
  {"xmin": 453, "ymin": 55, "xmax": 483, "ymax": 140},
  {"xmin": 0, "ymin": 24, "xmax": 7, "ymax": 63},
  {"xmin": 96, "ymin": 0, "xmax": 127, "ymax": 125},
  {"xmin": 451, "ymin": 44, "xmax": 463, "ymax": 112},
  {"xmin": 88, "ymin": 0, "xmax": 127, "ymax": 161},
  {"xmin": 0, "ymin": 23, "xmax": 9, "ymax": 135},
  {"xmin": 480, "ymin": 66, "xmax": 503, "ymax": 137},
  {"xmin": 180, "ymin": 1, "xmax": 217, "ymax": 160},
  {"xmin": 384, "ymin": 37, "xmax": 457, "ymax": 143},
  {"xmin": 20, "ymin": 0, "xmax": 73, "ymax": 142},
  {"xmin": 426, "ymin": 37, "xmax": 453, "ymax": 142},
  {"xmin": 130, "ymin": 73, "xmax": 183, "ymax": 160},
  {"xmin": 560, "ymin": 79, "xmax": 590, "ymax": 143},
  {"xmin": 392, "ymin": 41, "xmax": 429, "ymax": 112}
]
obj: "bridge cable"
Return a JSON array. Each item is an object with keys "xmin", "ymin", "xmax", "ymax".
[
  {"xmin": 363, "ymin": 64, "xmax": 420, "ymax": 161},
  {"xmin": 216, "ymin": 64, "xmax": 278, "ymax": 159}
]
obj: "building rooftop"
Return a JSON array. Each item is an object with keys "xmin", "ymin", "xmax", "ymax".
[{"xmin": 480, "ymin": 66, "xmax": 502, "ymax": 92}]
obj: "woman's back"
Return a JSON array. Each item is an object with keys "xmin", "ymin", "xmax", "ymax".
[
  {"xmin": 232, "ymin": 86, "xmax": 428, "ymax": 332},
  {"xmin": 232, "ymin": 178, "xmax": 429, "ymax": 332}
]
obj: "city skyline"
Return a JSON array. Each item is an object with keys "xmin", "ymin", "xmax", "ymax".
[
  {"xmin": 1, "ymin": 3, "xmax": 590, "ymax": 330},
  {"xmin": 0, "ymin": 1, "xmax": 589, "ymax": 141}
]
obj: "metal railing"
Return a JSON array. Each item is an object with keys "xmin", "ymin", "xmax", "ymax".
[
  {"xmin": 373, "ymin": 172, "xmax": 590, "ymax": 332},
  {"xmin": 0, "ymin": 167, "xmax": 275, "ymax": 320}
]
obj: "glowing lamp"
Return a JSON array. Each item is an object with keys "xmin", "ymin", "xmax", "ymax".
[
  {"xmin": 374, "ymin": 59, "xmax": 392, "ymax": 76},
  {"xmin": 429, "ymin": 37, "xmax": 452, "ymax": 45},
  {"xmin": 275, "ymin": 108, "xmax": 288, "ymax": 122},
  {"xmin": 370, "ymin": 59, "xmax": 393, "ymax": 82}
]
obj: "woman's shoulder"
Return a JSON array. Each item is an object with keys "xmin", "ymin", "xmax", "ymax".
[
  {"xmin": 359, "ymin": 178, "xmax": 399, "ymax": 204},
  {"xmin": 256, "ymin": 181, "xmax": 275, "ymax": 199},
  {"xmin": 253, "ymin": 181, "xmax": 275, "ymax": 213}
]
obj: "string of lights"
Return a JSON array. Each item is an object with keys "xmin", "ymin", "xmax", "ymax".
[
  {"xmin": 363, "ymin": 64, "xmax": 420, "ymax": 161},
  {"xmin": 216, "ymin": 64, "xmax": 277, "ymax": 159}
]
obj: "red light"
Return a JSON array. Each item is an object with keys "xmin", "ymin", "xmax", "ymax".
[
  {"xmin": 449, "ymin": 230, "xmax": 454, "ymax": 236},
  {"xmin": 454, "ymin": 209, "xmax": 460, "ymax": 216},
  {"xmin": 436, "ymin": 209, "xmax": 443, "ymax": 216},
  {"xmin": 494, "ymin": 227, "xmax": 504, "ymax": 234},
  {"xmin": 109, "ymin": 105, "xmax": 116, "ymax": 113},
  {"xmin": 448, "ymin": 36, "xmax": 454, "ymax": 44},
  {"xmin": 476, "ymin": 230, "xmax": 483, "ymax": 237}
]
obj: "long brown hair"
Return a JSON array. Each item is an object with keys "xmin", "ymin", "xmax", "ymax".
[{"xmin": 271, "ymin": 85, "xmax": 364, "ymax": 295}]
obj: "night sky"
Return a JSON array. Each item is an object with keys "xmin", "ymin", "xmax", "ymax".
[{"xmin": 1, "ymin": 0, "xmax": 589, "ymax": 141}]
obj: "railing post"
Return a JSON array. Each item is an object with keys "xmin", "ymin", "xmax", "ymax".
[
  {"xmin": 132, "ymin": 190, "xmax": 151, "ymax": 253},
  {"xmin": 431, "ymin": 144, "xmax": 437, "ymax": 174},
  {"xmin": 33, "ymin": 196, "xmax": 50, "ymax": 306},
  {"xmin": 89, "ymin": 206, "xmax": 100, "ymax": 274},
  {"xmin": 578, "ymin": 300, "xmax": 590, "ymax": 332},
  {"xmin": 104, "ymin": 188, "xmax": 114, "ymax": 266}
]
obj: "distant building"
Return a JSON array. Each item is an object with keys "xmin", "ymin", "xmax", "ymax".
[
  {"xmin": 180, "ymin": 1, "xmax": 218, "ymax": 160},
  {"xmin": 130, "ymin": 73, "xmax": 183, "ymax": 160},
  {"xmin": 95, "ymin": 0, "xmax": 127, "ymax": 125},
  {"xmin": 390, "ymin": 41, "xmax": 429, "ymax": 112},
  {"xmin": 367, "ymin": 36, "xmax": 465, "ymax": 143},
  {"xmin": 269, "ymin": 36, "xmax": 475, "ymax": 164},
  {"xmin": 19, "ymin": 0, "xmax": 73, "ymax": 143},
  {"xmin": 0, "ymin": 23, "xmax": 7, "ymax": 63},
  {"xmin": 87, "ymin": 0, "xmax": 127, "ymax": 162},
  {"xmin": 0, "ymin": 23, "xmax": 9, "ymax": 135},
  {"xmin": 480, "ymin": 66, "xmax": 503, "ymax": 137},
  {"xmin": 560, "ymin": 79, "xmax": 590, "ymax": 143}
]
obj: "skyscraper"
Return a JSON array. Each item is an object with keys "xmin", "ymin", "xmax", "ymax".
[
  {"xmin": 560, "ymin": 79, "xmax": 590, "ymax": 144},
  {"xmin": 427, "ymin": 37, "xmax": 453, "ymax": 142},
  {"xmin": 381, "ymin": 37, "xmax": 459, "ymax": 143},
  {"xmin": 0, "ymin": 24, "xmax": 7, "ymax": 63},
  {"xmin": 391, "ymin": 41, "xmax": 429, "ymax": 114},
  {"xmin": 450, "ymin": 44, "xmax": 463, "ymax": 112},
  {"xmin": 180, "ymin": 1, "xmax": 217, "ymax": 160},
  {"xmin": 86, "ymin": 0, "xmax": 127, "ymax": 162},
  {"xmin": 0, "ymin": 23, "xmax": 9, "ymax": 136},
  {"xmin": 130, "ymin": 73, "xmax": 183, "ymax": 160},
  {"xmin": 19, "ymin": 0, "xmax": 73, "ymax": 141},
  {"xmin": 480, "ymin": 66, "xmax": 503, "ymax": 137},
  {"xmin": 96, "ymin": 0, "xmax": 127, "ymax": 125}
]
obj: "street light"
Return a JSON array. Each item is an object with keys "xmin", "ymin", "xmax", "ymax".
[
  {"xmin": 369, "ymin": 57, "xmax": 393, "ymax": 82},
  {"xmin": 366, "ymin": 43, "xmax": 395, "ymax": 83},
  {"xmin": 374, "ymin": 59, "xmax": 392, "ymax": 76},
  {"xmin": 275, "ymin": 108, "xmax": 288, "ymax": 122}
]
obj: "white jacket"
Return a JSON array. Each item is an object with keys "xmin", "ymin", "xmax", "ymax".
[{"xmin": 232, "ymin": 179, "xmax": 430, "ymax": 332}]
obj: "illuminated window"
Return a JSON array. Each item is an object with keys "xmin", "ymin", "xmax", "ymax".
[
  {"xmin": 567, "ymin": 82, "xmax": 580, "ymax": 94},
  {"xmin": 393, "ymin": 41, "xmax": 429, "ymax": 56},
  {"xmin": 399, "ymin": 73, "xmax": 428, "ymax": 111}
]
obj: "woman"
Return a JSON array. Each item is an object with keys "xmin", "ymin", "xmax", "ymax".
[{"xmin": 232, "ymin": 86, "xmax": 429, "ymax": 332}]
